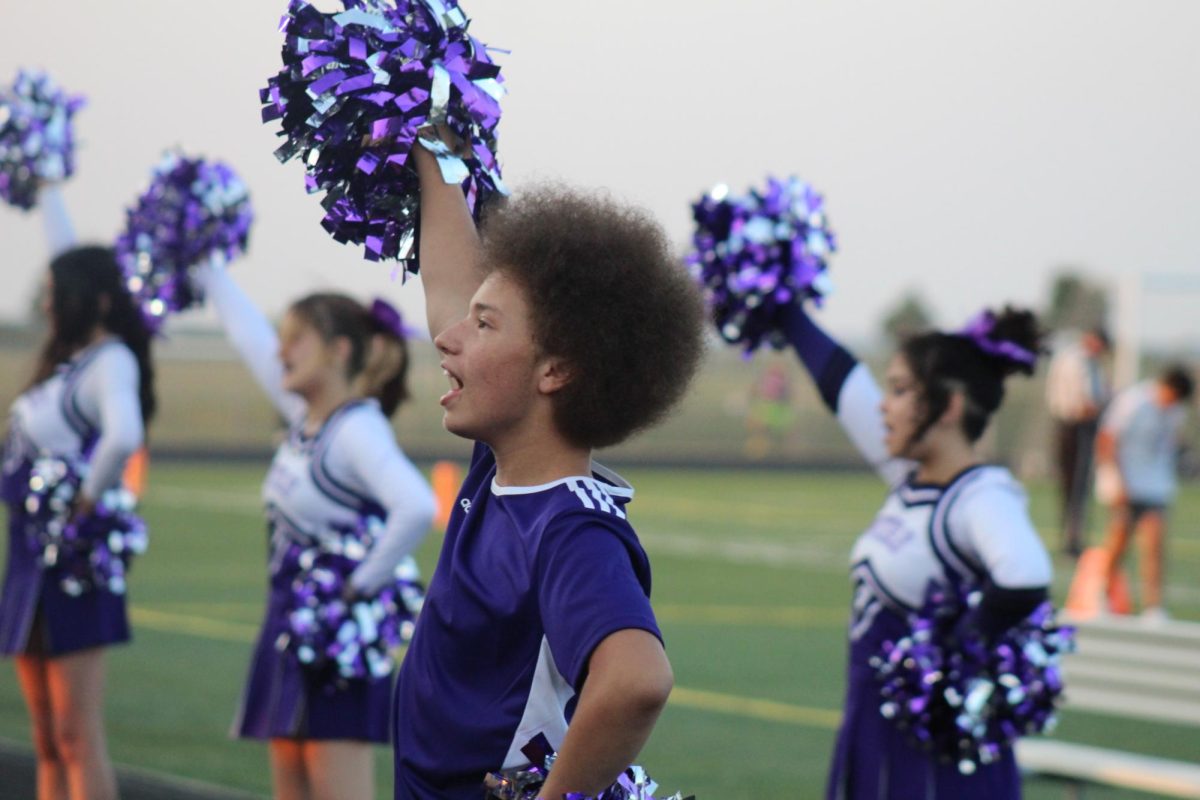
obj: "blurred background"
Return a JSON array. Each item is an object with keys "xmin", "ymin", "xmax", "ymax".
[{"xmin": 1, "ymin": 1, "xmax": 1197, "ymax": 798}]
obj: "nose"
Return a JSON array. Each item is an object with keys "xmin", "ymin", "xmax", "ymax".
[{"xmin": 434, "ymin": 318, "xmax": 465, "ymax": 356}]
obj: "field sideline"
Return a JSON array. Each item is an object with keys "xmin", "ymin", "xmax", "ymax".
[{"xmin": 1, "ymin": 462, "xmax": 1198, "ymax": 798}]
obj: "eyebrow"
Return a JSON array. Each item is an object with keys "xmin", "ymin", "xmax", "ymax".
[{"xmin": 471, "ymin": 302, "xmax": 502, "ymax": 316}]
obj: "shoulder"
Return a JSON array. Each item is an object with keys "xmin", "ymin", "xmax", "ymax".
[
  {"xmin": 945, "ymin": 466, "xmax": 1027, "ymax": 515},
  {"xmin": 76, "ymin": 340, "xmax": 139, "ymax": 385},
  {"xmin": 331, "ymin": 400, "xmax": 393, "ymax": 440}
]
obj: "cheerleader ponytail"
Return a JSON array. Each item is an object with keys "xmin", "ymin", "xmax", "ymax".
[{"xmin": 357, "ymin": 299, "xmax": 412, "ymax": 418}]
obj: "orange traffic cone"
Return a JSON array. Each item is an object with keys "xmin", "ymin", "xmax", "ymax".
[
  {"xmin": 122, "ymin": 447, "xmax": 149, "ymax": 500},
  {"xmin": 431, "ymin": 460, "xmax": 463, "ymax": 529},
  {"xmin": 1065, "ymin": 546, "xmax": 1133, "ymax": 617}
]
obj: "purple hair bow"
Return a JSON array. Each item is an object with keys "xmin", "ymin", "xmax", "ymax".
[
  {"xmin": 370, "ymin": 298, "xmax": 417, "ymax": 340},
  {"xmin": 957, "ymin": 311, "xmax": 1036, "ymax": 367}
]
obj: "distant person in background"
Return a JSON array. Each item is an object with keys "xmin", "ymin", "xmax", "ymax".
[
  {"xmin": 1095, "ymin": 365, "xmax": 1194, "ymax": 623},
  {"xmin": 745, "ymin": 364, "xmax": 795, "ymax": 459},
  {"xmin": 1045, "ymin": 327, "xmax": 1110, "ymax": 556}
]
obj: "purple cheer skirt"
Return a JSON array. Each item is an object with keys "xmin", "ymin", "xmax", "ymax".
[
  {"xmin": 232, "ymin": 560, "xmax": 393, "ymax": 743},
  {"xmin": 0, "ymin": 503, "xmax": 130, "ymax": 659},
  {"xmin": 826, "ymin": 607, "xmax": 1020, "ymax": 800}
]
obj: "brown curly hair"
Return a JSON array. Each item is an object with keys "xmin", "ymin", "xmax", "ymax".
[{"xmin": 480, "ymin": 185, "xmax": 706, "ymax": 449}]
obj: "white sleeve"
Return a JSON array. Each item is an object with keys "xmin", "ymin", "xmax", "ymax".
[
  {"xmin": 197, "ymin": 265, "xmax": 306, "ymax": 426},
  {"xmin": 834, "ymin": 364, "xmax": 913, "ymax": 486},
  {"xmin": 950, "ymin": 481, "xmax": 1052, "ymax": 589},
  {"xmin": 41, "ymin": 185, "xmax": 77, "ymax": 257},
  {"xmin": 75, "ymin": 345, "xmax": 144, "ymax": 500},
  {"xmin": 325, "ymin": 410, "xmax": 437, "ymax": 595}
]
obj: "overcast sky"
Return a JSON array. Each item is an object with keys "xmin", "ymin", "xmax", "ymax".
[{"xmin": 2, "ymin": 0, "xmax": 1198, "ymax": 347}]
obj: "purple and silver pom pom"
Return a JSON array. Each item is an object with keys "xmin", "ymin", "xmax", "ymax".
[
  {"xmin": 0, "ymin": 70, "xmax": 85, "ymax": 211},
  {"xmin": 687, "ymin": 177, "xmax": 836, "ymax": 355},
  {"xmin": 872, "ymin": 583, "xmax": 1075, "ymax": 774},
  {"xmin": 260, "ymin": 0, "xmax": 507, "ymax": 270},
  {"xmin": 484, "ymin": 734, "xmax": 693, "ymax": 800},
  {"xmin": 114, "ymin": 152, "xmax": 253, "ymax": 332},
  {"xmin": 279, "ymin": 515, "xmax": 424, "ymax": 682},
  {"xmin": 23, "ymin": 457, "xmax": 148, "ymax": 597}
]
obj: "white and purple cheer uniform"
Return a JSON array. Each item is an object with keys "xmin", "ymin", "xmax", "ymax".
[
  {"xmin": 0, "ymin": 339, "xmax": 144, "ymax": 656},
  {"xmin": 201, "ymin": 268, "xmax": 436, "ymax": 742},
  {"xmin": 783, "ymin": 308, "xmax": 1052, "ymax": 800},
  {"xmin": 393, "ymin": 443, "xmax": 660, "ymax": 799}
]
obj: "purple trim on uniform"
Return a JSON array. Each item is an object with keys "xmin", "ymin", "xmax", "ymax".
[
  {"xmin": 926, "ymin": 467, "xmax": 988, "ymax": 586},
  {"xmin": 850, "ymin": 559, "xmax": 911, "ymax": 615},
  {"xmin": 60, "ymin": 344, "xmax": 110, "ymax": 442},
  {"xmin": 308, "ymin": 401, "xmax": 376, "ymax": 512},
  {"xmin": 781, "ymin": 304, "xmax": 858, "ymax": 413}
]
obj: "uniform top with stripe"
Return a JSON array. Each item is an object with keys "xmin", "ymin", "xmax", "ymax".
[
  {"xmin": 200, "ymin": 266, "xmax": 435, "ymax": 594},
  {"xmin": 4, "ymin": 338, "xmax": 143, "ymax": 502},
  {"xmin": 782, "ymin": 307, "xmax": 1052, "ymax": 638},
  {"xmin": 393, "ymin": 442, "xmax": 660, "ymax": 800}
]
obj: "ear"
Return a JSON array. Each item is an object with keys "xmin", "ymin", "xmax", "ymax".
[
  {"xmin": 536, "ymin": 356, "xmax": 573, "ymax": 396},
  {"xmin": 331, "ymin": 335, "xmax": 354, "ymax": 368},
  {"xmin": 939, "ymin": 390, "xmax": 967, "ymax": 429}
]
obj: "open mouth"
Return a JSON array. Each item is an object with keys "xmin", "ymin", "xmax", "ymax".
[{"xmin": 440, "ymin": 364, "xmax": 464, "ymax": 407}]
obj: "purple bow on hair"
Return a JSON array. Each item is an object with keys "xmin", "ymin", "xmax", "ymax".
[
  {"xmin": 370, "ymin": 298, "xmax": 416, "ymax": 340},
  {"xmin": 957, "ymin": 311, "xmax": 1036, "ymax": 366}
]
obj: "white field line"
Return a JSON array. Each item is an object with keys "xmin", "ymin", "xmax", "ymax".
[{"xmin": 140, "ymin": 485, "xmax": 1200, "ymax": 606}]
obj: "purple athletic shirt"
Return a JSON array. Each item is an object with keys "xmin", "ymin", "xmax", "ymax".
[{"xmin": 393, "ymin": 443, "xmax": 661, "ymax": 800}]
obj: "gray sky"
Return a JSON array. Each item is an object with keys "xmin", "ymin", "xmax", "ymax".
[{"xmin": 2, "ymin": 0, "xmax": 1198, "ymax": 346}]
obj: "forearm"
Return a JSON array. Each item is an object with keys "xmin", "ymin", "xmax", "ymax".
[
  {"xmin": 780, "ymin": 304, "xmax": 856, "ymax": 413},
  {"xmin": 537, "ymin": 631, "xmax": 671, "ymax": 799},
  {"xmin": 41, "ymin": 184, "xmax": 77, "ymax": 257},
  {"xmin": 413, "ymin": 146, "xmax": 485, "ymax": 338}
]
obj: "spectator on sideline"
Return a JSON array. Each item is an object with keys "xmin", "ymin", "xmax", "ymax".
[
  {"xmin": 1096, "ymin": 364, "xmax": 1194, "ymax": 622},
  {"xmin": 1045, "ymin": 328, "xmax": 1110, "ymax": 556}
]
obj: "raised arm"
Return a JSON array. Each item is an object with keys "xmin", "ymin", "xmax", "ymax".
[
  {"xmin": 194, "ymin": 264, "xmax": 306, "ymax": 426},
  {"xmin": 41, "ymin": 184, "xmax": 77, "ymax": 257},
  {"xmin": 781, "ymin": 304, "xmax": 910, "ymax": 485},
  {"xmin": 77, "ymin": 345, "xmax": 144, "ymax": 502},
  {"xmin": 331, "ymin": 411, "xmax": 438, "ymax": 595},
  {"xmin": 412, "ymin": 144, "xmax": 486, "ymax": 339}
]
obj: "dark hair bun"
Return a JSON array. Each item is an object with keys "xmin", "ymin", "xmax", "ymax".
[{"xmin": 976, "ymin": 305, "xmax": 1044, "ymax": 378}]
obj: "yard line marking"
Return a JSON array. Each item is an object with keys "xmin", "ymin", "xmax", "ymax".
[
  {"xmin": 668, "ymin": 686, "xmax": 841, "ymax": 730},
  {"xmin": 655, "ymin": 604, "xmax": 846, "ymax": 627},
  {"xmin": 130, "ymin": 606, "xmax": 258, "ymax": 643},
  {"xmin": 142, "ymin": 485, "xmax": 262, "ymax": 513}
]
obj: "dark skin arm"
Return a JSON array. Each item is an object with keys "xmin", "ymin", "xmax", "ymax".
[{"xmin": 537, "ymin": 629, "xmax": 673, "ymax": 799}]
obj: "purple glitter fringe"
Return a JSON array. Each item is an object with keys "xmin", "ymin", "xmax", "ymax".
[
  {"xmin": 871, "ymin": 583, "xmax": 1075, "ymax": 775},
  {"xmin": 687, "ymin": 177, "xmax": 836, "ymax": 355},
  {"xmin": 23, "ymin": 457, "xmax": 148, "ymax": 597},
  {"xmin": 114, "ymin": 152, "xmax": 253, "ymax": 333},
  {"xmin": 278, "ymin": 515, "xmax": 424, "ymax": 683},
  {"xmin": 0, "ymin": 70, "xmax": 85, "ymax": 211},
  {"xmin": 260, "ymin": 0, "xmax": 507, "ymax": 271},
  {"xmin": 484, "ymin": 734, "xmax": 694, "ymax": 800}
]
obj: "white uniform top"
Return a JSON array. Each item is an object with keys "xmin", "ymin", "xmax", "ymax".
[
  {"xmin": 198, "ymin": 266, "xmax": 436, "ymax": 593},
  {"xmin": 831, "ymin": 364, "xmax": 1052, "ymax": 640},
  {"xmin": 5, "ymin": 340, "xmax": 144, "ymax": 501},
  {"xmin": 1100, "ymin": 381, "xmax": 1187, "ymax": 505}
]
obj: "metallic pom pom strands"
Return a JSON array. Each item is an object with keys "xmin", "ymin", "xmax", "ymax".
[
  {"xmin": 484, "ymin": 735, "xmax": 694, "ymax": 800},
  {"xmin": 260, "ymin": 0, "xmax": 507, "ymax": 271},
  {"xmin": 687, "ymin": 177, "xmax": 836, "ymax": 355},
  {"xmin": 114, "ymin": 152, "xmax": 253, "ymax": 333},
  {"xmin": 277, "ymin": 515, "xmax": 424, "ymax": 683},
  {"xmin": 871, "ymin": 583, "xmax": 1075, "ymax": 774},
  {"xmin": 0, "ymin": 69, "xmax": 85, "ymax": 210},
  {"xmin": 23, "ymin": 457, "xmax": 148, "ymax": 597}
]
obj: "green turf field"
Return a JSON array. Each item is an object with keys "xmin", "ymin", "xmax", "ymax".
[{"xmin": 1, "ymin": 463, "xmax": 1198, "ymax": 798}]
